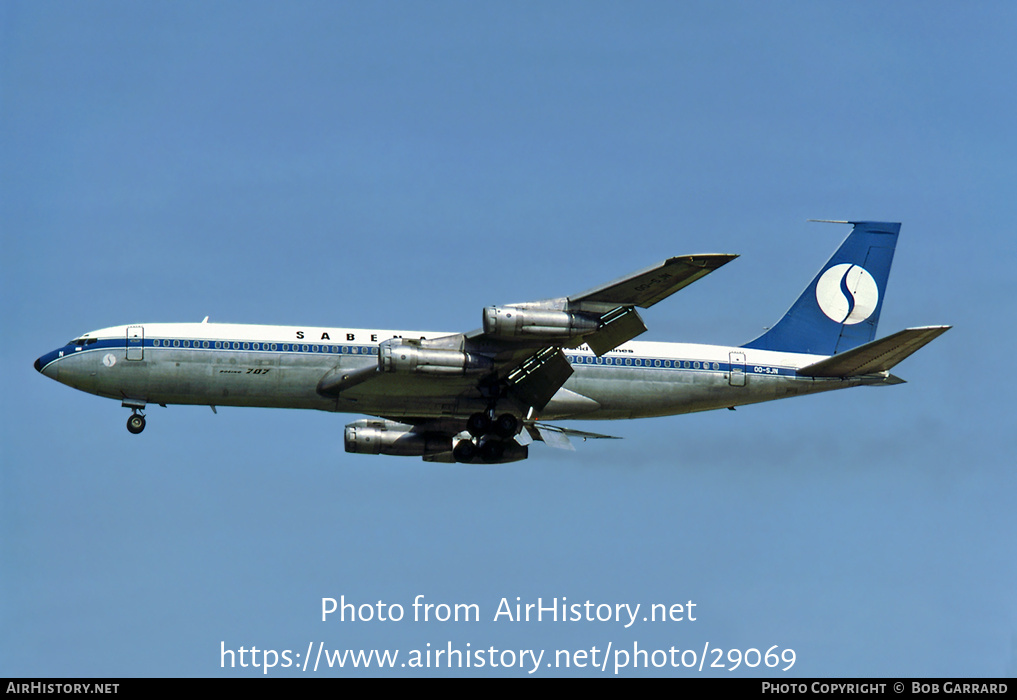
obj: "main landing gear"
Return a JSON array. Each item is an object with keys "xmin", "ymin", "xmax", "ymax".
[
  {"xmin": 454, "ymin": 411, "xmax": 521, "ymax": 463},
  {"xmin": 466, "ymin": 412, "xmax": 519, "ymax": 439},
  {"xmin": 126, "ymin": 409, "xmax": 146, "ymax": 434}
]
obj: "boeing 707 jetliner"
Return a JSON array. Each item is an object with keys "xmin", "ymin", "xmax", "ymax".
[{"xmin": 34, "ymin": 221, "xmax": 949, "ymax": 463}]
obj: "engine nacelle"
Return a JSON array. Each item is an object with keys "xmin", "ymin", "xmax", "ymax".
[
  {"xmin": 344, "ymin": 419, "xmax": 452, "ymax": 457},
  {"xmin": 379, "ymin": 340, "xmax": 492, "ymax": 375},
  {"xmin": 482, "ymin": 306, "xmax": 600, "ymax": 340}
]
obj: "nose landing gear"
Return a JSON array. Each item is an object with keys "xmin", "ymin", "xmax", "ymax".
[
  {"xmin": 122, "ymin": 398, "xmax": 148, "ymax": 434},
  {"xmin": 126, "ymin": 410, "xmax": 146, "ymax": 434}
]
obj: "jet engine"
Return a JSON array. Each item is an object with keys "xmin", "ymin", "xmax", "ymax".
[
  {"xmin": 344, "ymin": 419, "xmax": 452, "ymax": 457},
  {"xmin": 482, "ymin": 306, "xmax": 600, "ymax": 340},
  {"xmin": 379, "ymin": 340, "xmax": 492, "ymax": 375}
]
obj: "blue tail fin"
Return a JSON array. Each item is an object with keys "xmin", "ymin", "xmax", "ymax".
[{"xmin": 742, "ymin": 221, "xmax": 900, "ymax": 356}]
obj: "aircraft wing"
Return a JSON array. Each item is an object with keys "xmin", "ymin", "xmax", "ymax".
[
  {"xmin": 521, "ymin": 422, "xmax": 623, "ymax": 451},
  {"xmin": 319, "ymin": 253, "xmax": 737, "ymax": 416},
  {"xmin": 468, "ymin": 253, "xmax": 737, "ymax": 356},
  {"xmin": 567, "ymin": 254, "xmax": 740, "ymax": 311}
]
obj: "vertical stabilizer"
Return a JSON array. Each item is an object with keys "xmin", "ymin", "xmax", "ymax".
[{"xmin": 742, "ymin": 221, "xmax": 900, "ymax": 355}]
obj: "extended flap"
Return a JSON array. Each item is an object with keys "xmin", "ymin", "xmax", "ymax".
[
  {"xmin": 506, "ymin": 347, "xmax": 574, "ymax": 410},
  {"xmin": 585, "ymin": 306, "xmax": 647, "ymax": 356}
]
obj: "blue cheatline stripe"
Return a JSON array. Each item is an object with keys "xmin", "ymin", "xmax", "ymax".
[
  {"xmin": 40, "ymin": 337, "xmax": 800, "ymax": 378},
  {"xmin": 565, "ymin": 354, "xmax": 797, "ymax": 377},
  {"xmin": 37, "ymin": 337, "xmax": 379, "ymax": 370}
]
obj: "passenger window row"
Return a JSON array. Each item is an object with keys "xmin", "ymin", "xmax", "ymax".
[
  {"xmin": 149, "ymin": 339, "xmax": 379, "ymax": 355},
  {"xmin": 568, "ymin": 356, "xmax": 721, "ymax": 370}
]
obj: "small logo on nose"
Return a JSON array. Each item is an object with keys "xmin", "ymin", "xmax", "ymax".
[
  {"xmin": 815, "ymin": 264, "xmax": 879, "ymax": 325},
  {"xmin": 103, "ymin": 353, "xmax": 117, "ymax": 367}
]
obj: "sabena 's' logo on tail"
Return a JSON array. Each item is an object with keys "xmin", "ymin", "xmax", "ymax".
[{"xmin": 815, "ymin": 264, "xmax": 879, "ymax": 325}]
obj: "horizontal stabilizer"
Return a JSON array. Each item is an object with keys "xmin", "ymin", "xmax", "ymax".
[{"xmin": 797, "ymin": 326, "xmax": 951, "ymax": 378}]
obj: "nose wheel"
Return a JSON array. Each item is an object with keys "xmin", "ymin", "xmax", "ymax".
[{"xmin": 126, "ymin": 411, "xmax": 146, "ymax": 434}]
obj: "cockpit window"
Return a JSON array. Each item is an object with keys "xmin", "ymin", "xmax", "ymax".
[{"xmin": 68, "ymin": 338, "xmax": 98, "ymax": 345}]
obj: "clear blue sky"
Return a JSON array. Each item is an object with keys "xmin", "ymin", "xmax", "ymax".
[{"xmin": 3, "ymin": 1, "xmax": 1016, "ymax": 677}]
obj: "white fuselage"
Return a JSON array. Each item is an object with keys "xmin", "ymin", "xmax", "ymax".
[{"xmin": 35, "ymin": 322, "xmax": 879, "ymax": 423}]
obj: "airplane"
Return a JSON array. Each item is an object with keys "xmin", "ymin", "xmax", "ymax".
[{"xmin": 34, "ymin": 221, "xmax": 949, "ymax": 463}]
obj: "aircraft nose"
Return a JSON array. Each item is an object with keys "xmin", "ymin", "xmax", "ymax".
[{"xmin": 35, "ymin": 349, "xmax": 60, "ymax": 374}]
